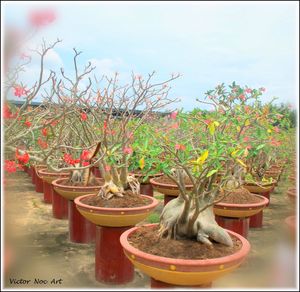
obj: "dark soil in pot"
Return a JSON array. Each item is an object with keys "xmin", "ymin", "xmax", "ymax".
[
  {"xmin": 218, "ymin": 188, "xmax": 262, "ymax": 204},
  {"xmin": 128, "ymin": 225, "xmax": 242, "ymax": 260},
  {"xmin": 81, "ymin": 191, "xmax": 152, "ymax": 208},
  {"xmin": 154, "ymin": 175, "xmax": 192, "ymax": 185},
  {"xmin": 59, "ymin": 180, "xmax": 101, "ymax": 187}
]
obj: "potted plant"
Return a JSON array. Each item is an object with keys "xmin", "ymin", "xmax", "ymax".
[
  {"xmin": 120, "ymin": 84, "xmax": 252, "ymax": 287},
  {"xmin": 69, "ymin": 69, "xmax": 180, "ymax": 284}
]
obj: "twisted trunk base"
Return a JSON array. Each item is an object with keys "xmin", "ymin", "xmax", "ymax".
[{"xmin": 159, "ymin": 196, "xmax": 233, "ymax": 247}]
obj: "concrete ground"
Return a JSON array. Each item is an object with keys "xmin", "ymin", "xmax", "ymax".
[{"xmin": 3, "ymin": 169, "xmax": 297, "ymax": 290}]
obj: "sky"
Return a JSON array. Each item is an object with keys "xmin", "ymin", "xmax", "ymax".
[{"xmin": 2, "ymin": 1, "xmax": 299, "ymax": 112}]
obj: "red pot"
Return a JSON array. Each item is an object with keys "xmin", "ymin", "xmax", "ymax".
[
  {"xmin": 34, "ymin": 165, "xmax": 47, "ymax": 193},
  {"xmin": 37, "ymin": 169, "xmax": 70, "ymax": 206},
  {"xmin": 120, "ymin": 224, "xmax": 251, "ymax": 287},
  {"xmin": 214, "ymin": 194, "xmax": 269, "ymax": 236},
  {"xmin": 52, "ymin": 178, "xmax": 104, "ymax": 243}
]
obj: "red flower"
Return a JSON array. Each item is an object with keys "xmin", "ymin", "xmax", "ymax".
[
  {"xmin": 16, "ymin": 149, "xmax": 30, "ymax": 164},
  {"xmin": 24, "ymin": 120, "xmax": 32, "ymax": 127},
  {"xmin": 243, "ymin": 136, "xmax": 250, "ymax": 142},
  {"xmin": 4, "ymin": 160, "xmax": 17, "ymax": 173},
  {"xmin": 81, "ymin": 112, "xmax": 87, "ymax": 121},
  {"xmin": 80, "ymin": 150, "xmax": 90, "ymax": 161},
  {"xmin": 37, "ymin": 137, "xmax": 48, "ymax": 149},
  {"xmin": 123, "ymin": 147, "xmax": 133, "ymax": 155},
  {"xmin": 13, "ymin": 86, "xmax": 27, "ymax": 97},
  {"xmin": 175, "ymin": 144, "xmax": 186, "ymax": 151},
  {"xmin": 41, "ymin": 128, "xmax": 48, "ymax": 136},
  {"xmin": 82, "ymin": 161, "xmax": 90, "ymax": 167},
  {"xmin": 63, "ymin": 153, "xmax": 75, "ymax": 165},
  {"xmin": 3, "ymin": 104, "xmax": 13, "ymax": 119},
  {"xmin": 103, "ymin": 120, "xmax": 107, "ymax": 130}
]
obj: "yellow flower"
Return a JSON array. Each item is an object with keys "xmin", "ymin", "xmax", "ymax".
[{"xmin": 139, "ymin": 157, "xmax": 145, "ymax": 170}]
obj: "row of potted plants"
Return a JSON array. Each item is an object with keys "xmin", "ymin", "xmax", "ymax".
[{"xmin": 3, "ymin": 19, "xmax": 296, "ymax": 287}]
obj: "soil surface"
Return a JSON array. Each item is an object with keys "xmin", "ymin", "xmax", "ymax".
[
  {"xmin": 128, "ymin": 225, "xmax": 242, "ymax": 259},
  {"xmin": 217, "ymin": 187, "xmax": 263, "ymax": 204},
  {"xmin": 81, "ymin": 191, "xmax": 152, "ymax": 208},
  {"xmin": 59, "ymin": 179, "xmax": 103, "ymax": 187},
  {"xmin": 153, "ymin": 175, "xmax": 193, "ymax": 186}
]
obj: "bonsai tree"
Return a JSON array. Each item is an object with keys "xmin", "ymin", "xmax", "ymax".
[{"xmin": 145, "ymin": 82, "xmax": 286, "ymax": 247}]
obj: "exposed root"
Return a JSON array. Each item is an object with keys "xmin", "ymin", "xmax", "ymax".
[
  {"xmin": 127, "ymin": 175, "xmax": 140, "ymax": 195},
  {"xmin": 98, "ymin": 175, "xmax": 140, "ymax": 200},
  {"xmin": 159, "ymin": 196, "xmax": 233, "ymax": 247}
]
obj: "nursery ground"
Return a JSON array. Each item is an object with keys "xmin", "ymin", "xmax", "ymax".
[{"xmin": 3, "ymin": 170, "xmax": 297, "ymax": 289}]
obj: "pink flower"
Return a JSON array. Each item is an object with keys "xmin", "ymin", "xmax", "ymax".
[
  {"xmin": 273, "ymin": 127, "xmax": 280, "ymax": 133},
  {"xmin": 218, "ymin": 108, "xmax": 225, "ymax": 114},
  {"xmin": 20, "ymin": 53, "xmax": 30, "ymax": 60},
  {"xmin": 270, "ymin": 138, "xmax": 281, "ymax": 147},
  {"xmin": 243, "ymin": 136, "xmax": 250, "ymax": 142},
  {"xmin": 104, "ymin": 165, "xmax": 111, "ymax": 172},
  {"xmin": 245, "ymin": 88, "xmax": 252, "ymax": 94},
  {"xmin": 82, "ymin": 161, "xmax": 90, "ymax": 167},
  {"xmin": 29, "ymin": 10, "xmax": 56, "ymax": 27},
  {"xmin": 204, "ymin": 119, "xmax": 211, "ymax": 125},
  {"xmin": 246, "ymin": 145, "xmax": 252, "ymax": 150},
  {"xmin": 276, "ymin": 114, "xmax": 283, "ymax": 119},
  {"xmin": 239, "ymin": 94, "xmax": 246, "ymax": 101},
  {"xmin": 175, "ymin": 144, "xmax": 186, "ymax": 151},
  {"xmin": 244, "ymin": 105, "xmax": 251, "ymax": 114},
  {"xmin": 170, "ymin": 123, "xmax": 179, "ymax": 129},
  {"xmin": 259, "ymin": 87, "xmax": 266, "ymax": 92},
  {"xmin": 123, "ymin": 147, "xmax": 133, "ymax": 155},
  {"xmin": 170, "ymin": 111, "xmax": 178, "ymax": 119},
  {"xmin": 13, "ymin": 86, "xmax": 27, "ymax": 97}
]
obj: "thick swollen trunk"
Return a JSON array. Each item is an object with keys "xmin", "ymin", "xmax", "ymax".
[{"xmin": 159, "ymin": 196, "xmax": 233, "ymax": 247}]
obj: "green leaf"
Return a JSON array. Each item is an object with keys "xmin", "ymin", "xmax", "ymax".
[
  {"xmin": 256, "ymin": 144, "xmax": 265, "ymax": 150},
  {"xmin": 206, "ymin": 169, "xmax": 218, "ymax": 177}
]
